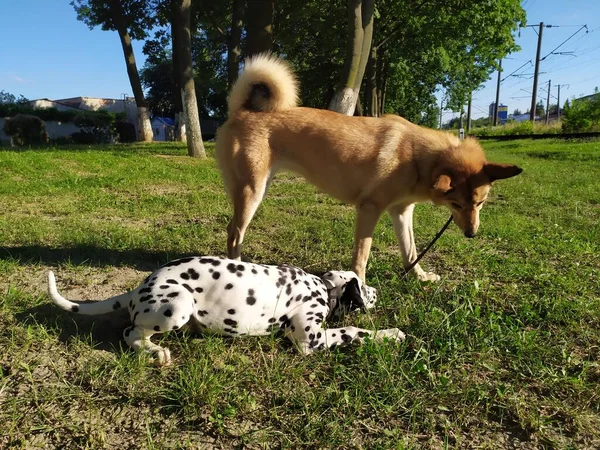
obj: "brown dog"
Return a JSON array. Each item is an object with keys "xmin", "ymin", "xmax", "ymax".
[{"xmin": 216, "ymin": 55, "xmax": 522, "ymax": 281}]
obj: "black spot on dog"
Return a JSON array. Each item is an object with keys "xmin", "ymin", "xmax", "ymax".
[
  {"xmin": 279, "ymin": 314, "xmax": 289, "ymax": 323},
  {"xmin": 148, "ymin": 299, "xmax": 156, "ymax": 304},
  {"xmin": 341, "ymin": 334, "xmax": 352, "ymax": 343},
  {"xmin": 286, "ymin": 284, "xmax": 292, "ymax": 295},
  {"xmin": 237, "ymin": 264, "xmax": 245, "ymax": 271},
  {"xmin": 124, "ymin": 327, "xmax": 132, "ymax": 337},
  {"xmin": 296, "ymin": 294, "xmax": 302, "ymax": 302},
  {"xmin": 161, "ymin": 299, "xmax": 169, "ymax": 303},
  {"xmin": 161, "ymin": 257, "xmax": 194, "ymax": 268},
  {"xmin": 144, "ymin": 308, "xmax": 150, "ymax": 313},
  {"xmin": 198, "ymin": 310, "xmax": 208, "ymax": 317},
  {"xmin": 154, "ymin": 325, "xmax": 160, "ymax": 331},
  {"xmin": 264, "ymin": 269, "xmax": 269, "ymax": 275},
  {"xmin": 310, "ymin": 303, "xmax": 318, "ymax": 308},
  {"xmin": 227, "ymin": 309, "xmax": 236, "ymax": 314},
  {"xmin": 227, "ymin": 263, "xmax": 237, "ymax": 273},
  {"xmin": 212, "ymin": 272, "xmax": 221, "ymax": 280},
  {"xmin": 113, "ymin": 301, "xmax": 121, "ymax": 310},
  {"xmin": 224, "ymin": 318, "xmax": 237, "ymax": 327},
  {"xmin": 195, "ymin": 287, "xmax": 203, "ymax": 293},
  {"xmin": 358, "ymin": 331, "xmax": 369, "ymax": 338},
  {"xmin": 332, "ymin": 333, "xmax": 336, "ymax": 337},
  {"xmin": 167, "ymin": 292, "xmax": 179, "ymax": 298},
  {"xmin": 188, "ymin": 268, "xmax": 200, "ymax": 280},
  {"xmin": 139, "ymin": 287, "xmax": 151, "ymax": 294},
  {"xmin": 166, "ymin": 279, "xmax": 179, "ymax": 285},
  {"xmin": 71, "ymin": 305, "xmax": 79, "ymax": 313},
  {"xmin": 182, "ymin": 284, "xmax": 194, "ymax": 293},
  {"xmin": 246, "ymin": 297, "xmax": 257, "ymax": 305},
  {"xmin": 133, "ymin": 311, "xmax": 139, "ymax": 322},
  {"xmin": 224, "ymin": 283, "xmax": 233, "ymax": 290},
  {"xmin": 309, "ymin": 333, "xmax": 315, "ymax": 340},
  {"xmin": 268, "ymin": 317, "xmax": 276, "ymax": 323},
  {"xmin": 139, "ymin": 295, "xmax": 152, "ymax": 302},
  {"xmin": 251, "ymin": 268, "xmax": 258, "ymax": 274},
  {"xmin": 285, "ymin": 300, "xmax": 292, "ymax": 307},
  {"xmin": 164, "ymin": 309, "xmax": 173, "ymax": 317},
  {"xmin": 172, "ymin": 325, "xmax": 179, "ymax": 330},
  {"xmin": 180, "ymin": 272, "xmax": 190, "ymax": 280}
]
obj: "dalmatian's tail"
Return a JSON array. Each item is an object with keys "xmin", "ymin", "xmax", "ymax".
[{"xmin": 47, "ymin": 271, "xmax": 130, "ymax": 315}]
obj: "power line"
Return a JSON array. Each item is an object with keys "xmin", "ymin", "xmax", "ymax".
[{"xmin": 541, "ymin": 25, "xmax": 588, "ymax": 61}]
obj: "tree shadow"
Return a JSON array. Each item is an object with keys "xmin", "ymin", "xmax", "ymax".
[
  {"xmin": 0, "ymin": 244, "xmax": 195, "ymax": 271},
  {"xmin": 15, "ymin": 303, "xmax": 130, "ymax": 353}
]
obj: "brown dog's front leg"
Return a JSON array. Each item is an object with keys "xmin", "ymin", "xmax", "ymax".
[
  {"xmin": 351, "ymin": 203, "xmax": 383, "ymax": 281},
  {"xmin": 388, "ymin": 203, "xmax": 440, "ymax": 282}
]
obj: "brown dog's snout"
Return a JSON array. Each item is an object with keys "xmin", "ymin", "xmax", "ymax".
[{"xmin": 464, "ymin": 230, "xmax": 477, "ymax": 238}]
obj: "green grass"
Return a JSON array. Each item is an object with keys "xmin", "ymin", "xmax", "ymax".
[{"xmin": 1, "ymin": 139, "xmax": 599, "ymax": 448}]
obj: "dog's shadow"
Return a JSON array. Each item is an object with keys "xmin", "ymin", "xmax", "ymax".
[{"xmin": 16, "ymin": 303, "xmax": 131, "ymax": 353}]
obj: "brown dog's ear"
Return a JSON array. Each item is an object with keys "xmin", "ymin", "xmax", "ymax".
[
  {"xmin": 484, "ymin": 163, "xmax": 523, "ymax": 182},
  {"xmin": 432, "ymin": 174, "xmax": 453, "ymax": 193}
]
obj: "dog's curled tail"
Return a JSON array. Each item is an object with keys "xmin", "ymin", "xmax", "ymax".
[
  {"xmin": 48, "ymin": 271, "xmax": 130, "ymax": 316},
  {"xmin": 227, "ymin": 53, "xmax": 298, "ymax": 116}
]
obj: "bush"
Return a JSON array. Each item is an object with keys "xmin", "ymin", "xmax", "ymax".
[
  {"xmin": 115, "ymin": 121, "xmax": 137, "ymax": 143},
  {"xmin": 70, "ymin": 131, "xmax": 97, "ymax": 145},
  {"xmin": 3, "ymin": 114, "xmax": 49, "ymax": 146},
  {"xmin": 562, "ymin": 96, "xmax": 600, "ymax": 133}
]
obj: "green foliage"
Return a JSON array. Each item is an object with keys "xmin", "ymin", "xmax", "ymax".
[
  {"xmin": 562, "ymin": 95, "xmax": 600, "ymax": 133},
  {"xmin": 3, "ymin": 114, "xmax": 49, "ymax": 146},
  {"xmin": 470, "ymin": 121, "xmax": 563, "ymax": 137}
]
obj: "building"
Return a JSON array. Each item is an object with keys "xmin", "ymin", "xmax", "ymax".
[{"xmin": 29, "ymin": 96, "xmax": 139, "ymax": 135}]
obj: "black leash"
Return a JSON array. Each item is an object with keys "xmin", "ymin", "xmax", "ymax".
[{"xmin": 404, "ymin": 215, "xmax": 453, "ymax": 274}]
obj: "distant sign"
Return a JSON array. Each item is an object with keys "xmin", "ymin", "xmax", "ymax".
[{"xmin": 497, "ymin": 105, "xmax": 508, "ymax": 124}]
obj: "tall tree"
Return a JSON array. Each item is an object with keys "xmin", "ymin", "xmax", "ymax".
[
  {"xmin": 172, "ymin": 0, "xmax": 206, "ymax": 157},
  {"xmin": 72, "ymin": 0, "xmax": 155, "ymax": 142},
  {"xmin": 246, "ymin": 0, "xmax": 274, "ymax": 56},
  {"xmin": 328, "ymin": 0, "xmax": 374, "ymax": 116},
  {"xmin": 228, "ymin": 0, "xmax": 244, "ymax": 88}
]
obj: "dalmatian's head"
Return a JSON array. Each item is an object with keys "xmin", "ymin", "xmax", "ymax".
[{"xmin": 321, "ymin": 270, "xmax": 377, "ymax": 318}]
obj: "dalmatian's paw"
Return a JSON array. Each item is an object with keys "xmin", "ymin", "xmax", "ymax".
[
  {"xmin": 374, "ymin": 328, "xmax": 406, "ymax": 343},
  {"xmin": 152, "ymin": 348, "xmax": 171, "ymax": 367}
]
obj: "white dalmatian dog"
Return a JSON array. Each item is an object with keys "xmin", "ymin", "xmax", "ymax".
[{"xmin": 48, "ymin": 256, "xmax": 405, "ymax": 365}]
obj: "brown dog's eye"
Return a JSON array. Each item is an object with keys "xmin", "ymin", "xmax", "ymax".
[{"xmin": 451, "ymin": 202, "xmax": 462, "ymax": 210}]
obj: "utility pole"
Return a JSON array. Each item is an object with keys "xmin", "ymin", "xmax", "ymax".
[
  {"xmin": 438, "ymin": 96, "xmax": 443, "ymax": 129},
  {"xmin": 555, "ymin": 84, "xmax": 569, "ymax": 120},
  {"xmin": 467, "ymin": 93, "xmax": 472, "ymax": 132},
  {"xmin": 530, "ymin": 22, "xmax": 544, "ymax": 122},
  {"xmin": 557, "ymin": 84, "xmax": 561, "ymax": 120},
  {"xmin": 493, "ymin": 59, "xmax": 502, "ymax": 126},
  {"xmin": 545, "ymin": 79, "xmax": 551, "ymax": 124}
]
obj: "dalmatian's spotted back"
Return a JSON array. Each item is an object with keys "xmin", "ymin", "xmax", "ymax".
[{"xmin": 48, "ymin": 257, "xmax": 404, "ymax": 365}]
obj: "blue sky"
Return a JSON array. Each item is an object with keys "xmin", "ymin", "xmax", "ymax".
[{"xmin": 1, "ymin": 1, "xmax": 599, "ymax": 120}]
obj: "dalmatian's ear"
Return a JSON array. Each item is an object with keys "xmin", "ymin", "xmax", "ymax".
[
  {"xmin": 339, "ymin": 278, "xmax": 365, "ymax": 311},
  {"xmin": 321, "ymin": 272, "xmax": 336, "ymax": 290}
]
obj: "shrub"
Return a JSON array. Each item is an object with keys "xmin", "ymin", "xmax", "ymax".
[
  {"xmin": 3, "ymin": 114, "xmax": 49, "ymax": 146},
  {"xmin": 562, "ymin": 96, "xmax": 600, "ymax": 133}
]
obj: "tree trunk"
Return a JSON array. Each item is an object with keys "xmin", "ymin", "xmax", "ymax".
[
  {"xmin": 365, "ymin": 47, "xmax": 378, "ymax": 117},
  {"xmin": 246, "ymin": 0, "xmax": 274, "ymax": 56},
  {"xmin": 328, "ymin": 0, "xmax": 374, "ymax": 116},
  {"xmin": 173, "ymin": 0, "xmax": 205, "ymax": 158},
  {"xmin": 377, "ymin": 56, "xmax": 388, "ymax": 116},
  {"xmin": 228, "ymin": 0, "xmax": 244, "ymax": 89},
  {"xmin": 171, "ymin": 1, "xmax": 185, "ymax": 141},
  {"xmin": 110, "ymin": 0, "xmax": 153, "ymax": 142}
]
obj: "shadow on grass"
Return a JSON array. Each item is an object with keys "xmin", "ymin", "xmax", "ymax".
[
  {"xmin": 15, "ymin": 303, "xmax": 130, "ymax": 353},
  {"xmin": 1, "ymin": 244, "xmax": 193, "ymax": 271},
  {"xmin": 1, "ymin": 244, "xmax": 325, "ymax": 275}
]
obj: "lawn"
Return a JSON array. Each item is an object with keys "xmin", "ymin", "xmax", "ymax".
[{"xmin": 0, "ymin": 139, "xmax": 599, "ymax": 449}]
